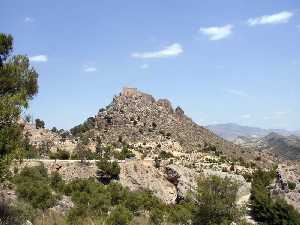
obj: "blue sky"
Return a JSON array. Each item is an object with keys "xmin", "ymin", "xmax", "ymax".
[{"xmin": 1, "ymin": 0, "xmax": 300, "ymax": 130}]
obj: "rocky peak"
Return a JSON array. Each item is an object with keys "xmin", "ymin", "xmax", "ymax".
[
  {"xmin": 175, "ymin": 106, "xmax": 184, "ymax": 117},
  {"xmin": 85, "ymin": 87, "xmax": 242, "ymax": 158},
  {"xmin": 120, "ymin": 87, "xmax": 155, "ymax": 104},
  {"xmin": 157, "ymin": 99, "xmax": 173, "ymax": 113}
]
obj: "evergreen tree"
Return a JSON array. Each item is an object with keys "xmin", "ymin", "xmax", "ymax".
[{"xmin": 0, "ymin": 33, "xmax": 38, "ymax": 181}]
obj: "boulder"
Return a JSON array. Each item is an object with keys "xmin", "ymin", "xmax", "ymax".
[
  {"xmin": 119, "ymin": 160, "xmax": 177, "ymax": 204},
  {"xmin": 175, "ymin": 106, "xmax": 184, "ymax": 117},
  {"xmin": 165, "ymin": 164, "xmax": 199, "ymax": 200},
  {"xmin": 157, "ymin": 99, "xmax": 173, "ymax": 113}
]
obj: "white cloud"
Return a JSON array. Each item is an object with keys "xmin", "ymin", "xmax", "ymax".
[
  {"xmin": 140, "ymin": 64, "xmax": 149, "ymax": 69},
  {"xmin": 131, "ymin": 43, "xmax": 183, "ymax": 59},
  {"xmin": 29, "ymin": 55, "xmax": 48, "ymax": 62},
  {"xmin": 199, "ymin": 24, "xmax": 233, "ymax": 41},
  {"xmin": 84, "ymin": 67, "xmax": 97, "ymax": 72},
  {"xmin": 225, "ymin": 89, "xmax": 248, "ymax": 97},
  {"xmin": 24, "ymin": 17, "xmax": 34, "ymax": 23},
  {"xmin": 247, "ymin": 11, "xmax": 293, "ymax": 26},
  {"xmin": 241, "ymin": 114, "xmax": 251, "ymax": 119}
]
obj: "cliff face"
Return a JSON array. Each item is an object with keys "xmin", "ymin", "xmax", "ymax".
[{"xmin": 85, "ymin": 87, "xmax": 241, "ymax": 158}]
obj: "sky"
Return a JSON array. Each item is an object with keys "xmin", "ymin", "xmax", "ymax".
[{"xmin": 1, "ymin": 0, "xmax": 300, "ymax": 130}]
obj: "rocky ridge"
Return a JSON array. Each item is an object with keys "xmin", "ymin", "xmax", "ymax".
[{"xmin": 78, "ymin": 87, "xmax": 257, "ymax": 161}]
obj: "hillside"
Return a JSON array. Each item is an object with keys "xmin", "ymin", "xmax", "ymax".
[
  {"xmin": 263, "ymin": 132, "xmax": 300, "ymax": 160},
  {"xmin": 70, "ymin": 88, "xmax": 251, "ymax": 160},
  {"xmin": 234, "ymin": 132, "xmax": 300, "ymax": 160},
  {"xmin": 206, "ymin": 123, "xmax": 300, "ymax": 141}
]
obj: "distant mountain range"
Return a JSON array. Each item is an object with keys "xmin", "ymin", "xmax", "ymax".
[
  {"xmin": 234, "ymin": 132, "xmax": 300, "ymax": 160},
  {"xmin": 206, "ymin": 123, "xmax": 300, "ymax": 141},
  {"xmin": 205, "ymin": 123, "xmax": 300, "ymax": 160}
]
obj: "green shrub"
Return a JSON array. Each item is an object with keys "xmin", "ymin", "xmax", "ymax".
[
  {"xmin": 250, "ymin": 169, "xmax": 300, "ymax": 225},
  {"xmin": 64, "ymin": 179, "xmax": 111, "ymax": 220},
  {"xmin": 107, "ymin": 205, "xmax": 133, "ymax": 225},
  {"xmin": 12, "ymin": 200, "xmax": 37, "ymax": 222},
  {"xmin": 158, "ymin": 150, "xmax": 173, "ymax": 159},
  {"xmin": 13, "ymin": 164, "xmax": 48, "ymax": 184},
  {"xmin": 16, "ymin": 179, "xmax": 56, "ymax": 209},
  {"xmin": 113, "ymin": 147, "xmax": 135, "ymax": 160},
  {"xmin": 49, "ymin": 149, "xmax": 70, "ymax": 160},
  {"xmin": 288, "ymin": 181, "xmax": 296, "ymax": 190},
  {"xmin": 193, "ymin": 175, "xmax": 243, "ymax": 225},
  {"xmin": 107, "ymin": 182, "xmax": 129, "ymax": 205},
  {"xmin": 13, "ymin": 165, "xmax": 58, "ymax": 210},
  {"xmin": 124, "ymin": 190, "xmax": 161, "ymax": 214},
  {"xmin": 149, "ymin": 207, "xmax": 164, "ymax": 225},
  {"xmin": 50, "ymin": 171, "xmax": 65, "ymax": 192},
  {"xmin": 168, "ymin": 203, "xmax": 194, "ymax": 225},
  {"xmin": 97, "ymin": 159, "xmax": 120, "ymax": 183}
]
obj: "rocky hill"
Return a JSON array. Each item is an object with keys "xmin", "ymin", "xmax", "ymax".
[
  {"xmin": 71, "ymin": 87, "xmax": 253, "ymax": 160},
  {"xmin": 21, "ymin": 120, "xmax": 77, "ymax": 157}
]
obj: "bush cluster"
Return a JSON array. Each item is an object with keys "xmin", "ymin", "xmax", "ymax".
[
  {"xmin": 49, "ymin": 149, "xmax": 70, "ymax": 160},
  {"xmin": 250, "ymin": 168, "xmax": 300, "ymax": 225},
  {"xmin": 113, "ymin": 146, "xmax": 135, "ymax": 160},
  {"xmin": 63, "ymin": 179, "xmax": 167, "ymax": 225},
  {"xmin": 158, "ymin": 150, "xmax": 174, "ymax": 159},
  {"xmin": 96, "ymin": 158, "xmax": 121, "ymax": 184},
  {"xmin": 13, "ymin": 165, "xmax": 60, "ymax": 210},
  {"xmin": 288, "ymin": 181, "xmax": 296, "ymax": 190}
]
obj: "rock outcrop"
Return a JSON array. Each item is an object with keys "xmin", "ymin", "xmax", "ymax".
[
  {"xmin": 164, "ymin": 164, "xmax": 251, "ymax": 204},
  {"xmin": 165, "ymin": 164, "xmax": 198, "ymax": 201},
  {"xmin": 270, "ymin": 163, "xmax": 300, "ymax": 212},
  {"xmin": 119, "ymin": 160, "xmax": 177, "ymax": 204}
]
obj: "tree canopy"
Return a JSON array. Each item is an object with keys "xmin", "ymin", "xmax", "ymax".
[{"xmin": 0, "ymin": 33, "xmax": 38, "ymax": 180}]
